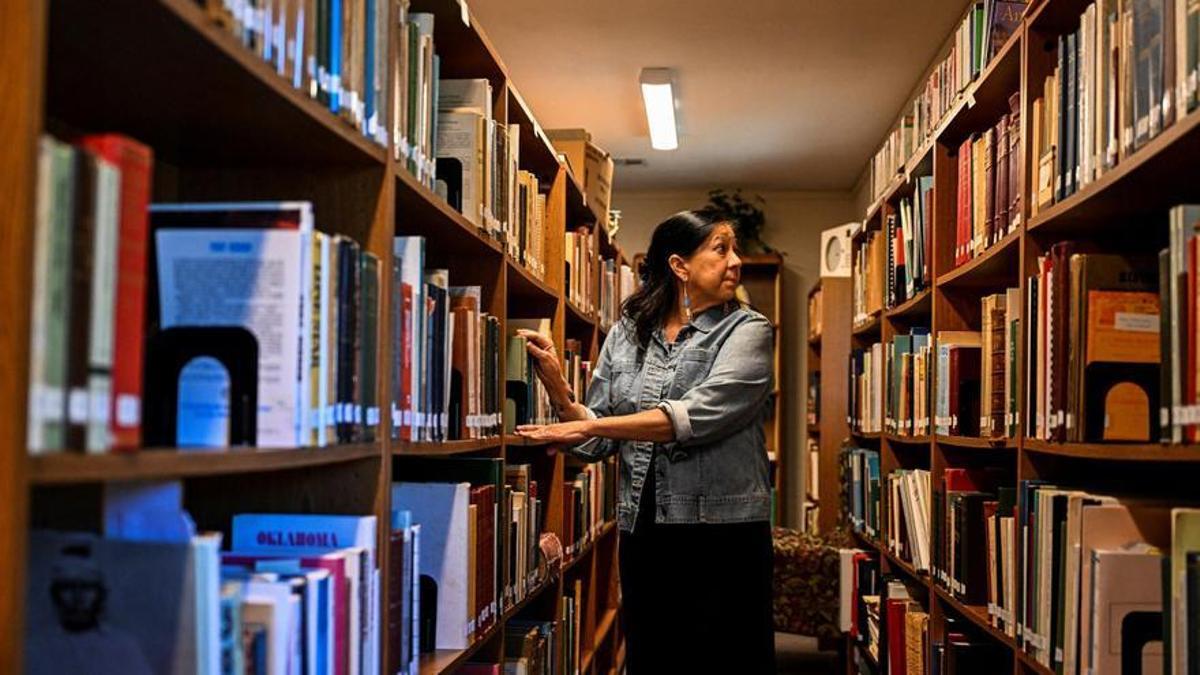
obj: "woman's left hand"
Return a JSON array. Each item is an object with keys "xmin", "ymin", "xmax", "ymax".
[{"xmin": 514, "ymin": 420, "xmax": 592, "ymax": 445}]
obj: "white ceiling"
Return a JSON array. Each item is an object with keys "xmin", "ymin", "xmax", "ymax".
[{"xmin": 468, "ymin": 0, "xmax": 969, "ymax": 192}]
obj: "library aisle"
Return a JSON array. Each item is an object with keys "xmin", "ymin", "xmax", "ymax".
[{"xmin": 8, "ymin": 0, "xmax": 1199, "ymax": 674}]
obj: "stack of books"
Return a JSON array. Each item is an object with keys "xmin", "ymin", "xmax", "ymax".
[
  {"xmin": 1029, "ymin": 0, "xmax": 1200, "ymax": 215},
  {"xmin": 952, "ymin": 93, "xmax": 1023, "ymax": 269}
]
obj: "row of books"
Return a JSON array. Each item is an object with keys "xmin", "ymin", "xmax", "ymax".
[
  {"xmin": 394, "ymin": 236, "xmax": 503, "ymax": 443},
  {"xmin": 205, "ymin": 0, "xmax": 392, "ymax": 147},
  {"xmin": 932, "ymin": 331, "xmax": 983, "ymax": 438},
  {"xmin": 808, "ymin": 285, "xmax": 824, "ymax": 340},
  {"xmin": 1030, "ymin": 0, "xmax": 1200, "ymax": 215},
  {"xmin": 504, "ymin": 319, "xmax": 557, "ymax": 432},
  {"xmin": 853, "ymin": 231, "xmax": 886, "ymax": 325},
  {"xmin": 26, "ymin": 134, "xmax": 150, "ymax": 453},
  {"xmin": 849, "ymin": 344, "xmax": 884, "ymax": 434},
  {"xmin": 473, "ymin": 578, "xmax": 587, "ymax": 675},
  {"xmin": 952, "ymin": 94, "xmax": 1022, "ymax": 268},
  {"xmin": 869, "ymin": 0, "xmax": 1027, "ymax": 203},
  {"xmin": 26, "ymin": 503, "xmax": 382, "ymax": 675},
  {"xmin": 435, "ymin": 78, "xmax": 548, "ymax": 274},
  {"xmin": 975, "ymin": 290, "xmax": 1022, "ymax": 439},
  {"xmin": 390, "ymin": 456, "xmax": 550, "ymax": 652},
  {"xmin": 597, "ymin": 258, "xmax": 635, "ymax": 332},
  {"xmin": 882, "ymin": 599, "xmax": 1011, "ymax": 675},
  {"xmin": 563, "ymin": 461, "xmax": 617, "ymax": 559},
  {"xmin": 564, "ymin": 228, "xmax": 597, "ymax": 315},
  {"xmin": 1016, "ymin": 488, "xmax": 1200, "ymax": 675},
  {"xmin": 154, "ymin": 203, "xmax": 384, "ymax": 449},
  {"xmin": 843, "ymin": 445, "xmax": 881, "ymax": 538},
  {"xmin": 395, "ymin": 1, "xmax": 438, "ymax": 186},
  {"xmin": 508, "ymin": 170, "xmax": 549, "ymax": 282},
  {"xmin": 885, "ymin": 329, "xmax": 932, "ymax": 438},
  {"xmin": 1025, "ymin": 247, "xmax": 1159, "ymax": 443},
  {"xmin": 562, "ymin": 339, "xmax": 593, "ymax": 411},
  {"xmin": 883, "ymin": 469, "xmax": 933, "ymax": 573},
  {"xmin": 889, "ymin": 176, "xmax": 933, "ymax": 308}
]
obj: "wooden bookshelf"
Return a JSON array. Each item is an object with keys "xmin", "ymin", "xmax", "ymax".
[
  {"xmin": 737, "ymin": 253, "xmax": 787, "ymax": 523},
  {"xmin": 1, "ymin": 0, "xmax": 623, "ymax": 673},
  {"xmin": 808, "ymin": 276, "xmax": 851, "ymax": 533},
  {"xmin": 836, "ymin": 2, "xmax": 1200, "ymax": 674}
]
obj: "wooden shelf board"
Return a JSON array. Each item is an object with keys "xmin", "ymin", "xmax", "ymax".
[
  {"xmin": 504, "ymin": 434, "xmax": 553, "ymax": 448},
  {"xmin": 808, "ymin": 333, "xmax": 822, "ymax": 345},
  {"xmin": 395, "ymin": 167, "xmax": 505, "ymax": 258},
  {"xmin": 884, "ymin": 288, "xmax": 932, "ymax": 321},
  {"xmin": 852, "ymin": 431, "xmax": 882, "ymax": 441},
  {"xmin": 564, "ymin": 170, "xmax": 598, "ymax": 226},
  {"xmin": 419, "ymin": 573, "xmax": 556, "ymax": 675},
  {"xmin": 564, "ymin": 520, "xmax": 616, "ymax": 573},
  {"xmin": 506, "ymin": 257, "xmax": 559, "ymax": 310},
  {"xmin": 936, "ymin": 229, "xmax": 1021, "ymax": 290},
  {"xmin": 1023, "ymin": 438, "xmax": 1200, "ymax": 462},
  {"xmin": 935, "ymin": 435, "xmax": 1017, "ymax": 450},
  {"xmin": 932, "ymin": 585, "xmax": 1019, "ymax": 652},
  {"xmin": 857, "ymin": 205, "xmax": 886, "ymax": 239},
  {"xmin": 852, "ymin": 312, "xmax": 882, "ymax": 336},
  {"xmin": 1016, "ymin": 648, "xmax": 1056, "ymax": 675},
  {"xmin": 1026, "ymin": 108, "xmax": 1200, "ymax": 238},
  {"xmin": 506, "ymin": 83, "xmax": 560, "ymax": 183},
  {"xmin": 411, "ymin": 0, "xmax": 506, "ymax": 85},
  {"xmin": 937, "ymin": 28, "xmax": 1023, "ymax": 147},
  {"xmin": 565, "ymin": 299, "xmax": 597, "ymax": 329},
  {"xmin": 881, "ymin": 547, "xmax": 927, "ymax": 584},
  {"xmin": 855, "ymin": 640, "xmax": 881, "ymax": 670},
  {"xmin": 44, "ymin": 0, "xmax": 387, "ymax": 168},
  {"xmin": 885, "ymin": 433, "xmax": 932, "ymax": 445},
  {"xmin": 29, "ymin": 443, "xmax": 380, "ymax": 485},
  {"xmin": 395, "ymin": 438, "xmax": 503, "ymax": 456}
]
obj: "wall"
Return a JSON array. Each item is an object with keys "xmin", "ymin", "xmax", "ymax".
[{"xmin": 610, "ymin": 188, "xmax": 857, "ymax": 528}]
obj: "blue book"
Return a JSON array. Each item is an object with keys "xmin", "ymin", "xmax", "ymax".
[
  {"xmin": 363, "ymin": 0, "xmax": 375, "ymax": 137},
  {"xmin": 329, "ymin": 0, "xmax": 342, "ymax": 113}
]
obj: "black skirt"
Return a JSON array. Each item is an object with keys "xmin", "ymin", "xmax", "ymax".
[{"xmin": 618, "ymin": 467, "xmax": 776, "ymax": 674}]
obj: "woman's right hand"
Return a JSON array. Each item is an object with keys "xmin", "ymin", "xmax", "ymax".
[{"xmin": 517, "ymin": 329, "xmax": 567, "ymax": 395}]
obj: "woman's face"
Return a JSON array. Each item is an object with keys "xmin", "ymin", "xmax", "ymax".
[{"xmin": 676, "ymin": 223, "xmax": 742, "ymax": 306}]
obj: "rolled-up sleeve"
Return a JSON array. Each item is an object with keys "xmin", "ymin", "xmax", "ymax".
[
  {"xmin": 657, "ymin": 317, "xmax": 774, "ymax": 448},
  {"xmin": 567, "ymin": 328, "xmax": 620, "ymax": 462}
]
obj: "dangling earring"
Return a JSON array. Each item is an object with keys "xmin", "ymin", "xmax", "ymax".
[{"xmin": 682, "ymin": 279, "xmax": 693, "ymax": 321}]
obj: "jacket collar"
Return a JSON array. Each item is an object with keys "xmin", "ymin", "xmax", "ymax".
[{"xmin": 690, "ymin": 302, "xmax": 733, "ymax": 333}]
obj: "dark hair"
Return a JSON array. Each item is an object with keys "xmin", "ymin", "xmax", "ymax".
[{"xmin": 622, "ymin": 209, "xmax": 728, "ymax": 346}]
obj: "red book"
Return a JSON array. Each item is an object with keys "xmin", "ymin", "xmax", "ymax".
[
  {"xmin": 400, "ymin": 282, "xmax": 413, "ymax": 441},
  {"xmin": 886, "ymin": 599, "xmax": 909, "ymax": 675},
  {"xmin": 77, "ymin": 134, "xmax": 152, "ymax": 451},
  {"xmin": 956, "ymin": 138, "xmax": 972, "ymax": 267},
  {"xmin": 224, "ymin": 551, "xmax": 350, "ymax": 675},
  {"xmin": 387, "ymin": 529, "xmax": 406, "ymax": 675}
]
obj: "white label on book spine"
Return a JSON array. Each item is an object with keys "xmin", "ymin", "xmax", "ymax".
[
  {"xmin": 1114, "ymin": 311, "xmax": 1158, "ymax": 332},
  {"xmin": 116, "ymin": 394, "xmax": 140, "ymax": 427},
  {"xmin": 89, "ymin": 390, "xmax": 110, "ymax": 424},
  {"xmin": 68, "ymin": 388, "xmax": 88, "ymax": 424}
]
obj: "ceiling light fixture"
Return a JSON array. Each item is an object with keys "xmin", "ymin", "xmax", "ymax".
[{"xmin": 639, "ymin": 68, "xmax": 678, "ymax": 151}]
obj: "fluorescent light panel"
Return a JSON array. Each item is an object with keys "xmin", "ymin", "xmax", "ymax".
[{"xmin": 639, "ymin": 68, "xmax": 678, "ymax": 151}]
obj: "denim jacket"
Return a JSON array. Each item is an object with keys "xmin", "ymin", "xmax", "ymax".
[{"xmin": 569, "ymin": 302, "xmax": 775, "ymax": 532}]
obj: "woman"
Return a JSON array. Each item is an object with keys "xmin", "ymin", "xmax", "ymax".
[{"xmin": 515, "ymin": 209, "xmax": 777, "ymax": 674}]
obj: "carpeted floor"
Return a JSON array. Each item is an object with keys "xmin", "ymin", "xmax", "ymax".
[{"xmin": 775, "ymin": 633, "xmax": 839, "ymax": 675}]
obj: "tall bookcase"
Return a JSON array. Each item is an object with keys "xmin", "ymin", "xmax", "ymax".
[
  {"xmin": 0, "ymin": 0, "xmax": 624, "ymax": 673},
  {"xmin": 836, "ymin": 0, "xmax": 1200, "ymax": 673},
  {"xmin": 806, "ymin": 276, "xmax": 852, "ymax": 534}
]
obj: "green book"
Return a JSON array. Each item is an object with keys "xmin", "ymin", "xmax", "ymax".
[
  {"xmin": 359, "ymin": 253, "xmax": 379, "ymax": 442},
  {"xmin": 27, "ymin": 137, "xmax": 76, "ymax": 453}
]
